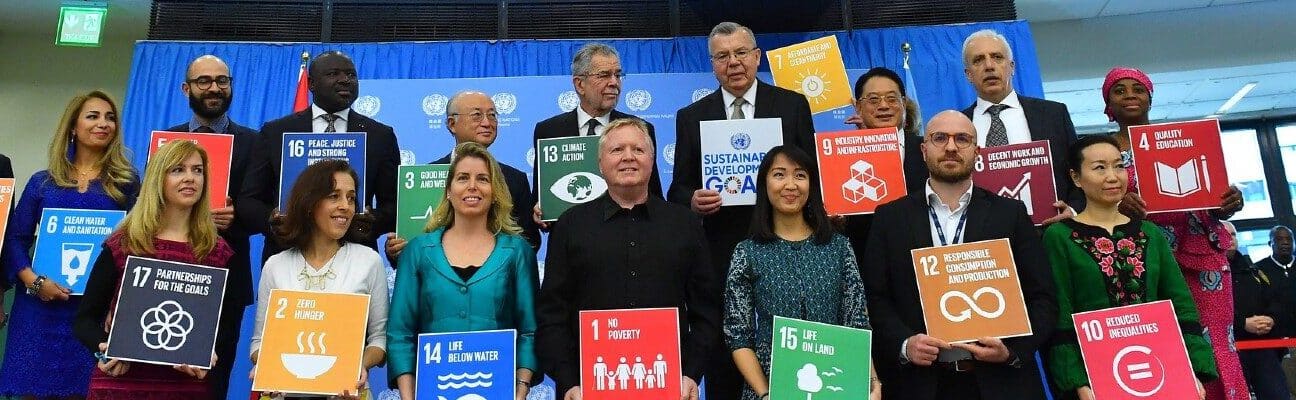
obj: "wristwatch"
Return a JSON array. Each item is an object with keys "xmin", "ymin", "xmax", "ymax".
[{"xmin": 25, "ymin": 276, "xmax": 47, "ymax": 296}]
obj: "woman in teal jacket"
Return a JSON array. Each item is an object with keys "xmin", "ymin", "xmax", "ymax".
[{"xmin": 386, "ymin": 142, "xmax": 540, "ymax": 400}]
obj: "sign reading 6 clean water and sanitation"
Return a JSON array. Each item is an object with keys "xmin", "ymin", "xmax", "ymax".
[{"xmin": 30, "ymin": 207, "xmax": 126, "ymax": 295}]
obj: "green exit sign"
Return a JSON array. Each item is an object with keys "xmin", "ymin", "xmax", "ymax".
[{"xmin": 56, "ymin": 5, "xmax": 108, "ymax": 47}]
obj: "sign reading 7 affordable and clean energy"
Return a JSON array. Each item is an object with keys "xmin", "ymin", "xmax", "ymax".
[
  {"xmin": 105, "ymin": 256, "xmax": 228, "ymax": 368},
  {"xmin": 766, "ymin": 35, "xmax": 853, "ymax": 114},
  {"xmin": 1072, "ymin": 300, "xmax": 1197, "ymax": 399},
  {"xmin": 910, "ymin": 238, "xmax": 1031, "ymax": 343},
  {"xmin": 814, "ymin": 128, "xmax": 906, "ymax": 215},
  {"xmin": 396, "ymin": 164, "xmax": 449, "ymax": 239},
  {"xmin": 537, "ymin": 136, "xmax": 606, "ymax": 222},
  {"xmin": 1129, "ymin": 119, "xmax": 1229, "ymax": 213},
  {"xmin": 769, "ymin": 316, "xmax": 872, "ymax": 400},
  {"xmin": 31, "ymin": 208, "xmax": 127, "ymax": 295},
  {"xmin": 253, "ymin": 289, "xmax": 371, "ymax": 395},
  {"xmin": 415, "ymin": 329, "xmax": 517, "ymax": 400}
]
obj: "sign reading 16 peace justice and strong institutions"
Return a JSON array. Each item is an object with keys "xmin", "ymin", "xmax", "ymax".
[
  {"xmin": 397, "ymin": 164, "xmax": 449, "ymax": 240},
  {"xmin": 279, "ymin": 133, "xmax": 367, "ymax": 212},
  {"xmin": 910, "ymin": 238, "xmax": 1032, "ymax": 343},
  {"xmin": 814, "ymin": 128, "xmax": 907, "ymax": 215},
  {"xmin": 769, "ymin": 316, "xmax": 872, "ymax": 400},
  {"xmin": 1072, "ymin": 300, "xmax": 1197, "ymax": 400},
  {"xmin": 767, "ymin": 35, "xmax": 853, "ymax": 114},
  {"xmin": 1129, "ymin": 119, "xmax": 1229, "ymax": 213},
  {"xmin": 579, "ymin": 308, "xmax": 682, "ymax": 400},
  {"xmin": 700, "ymin": 118, "xmax": 783, "ymax": 207},
  {"xmin": 31, "ymin": 208, "xmax": 127, "ymax": 295},
  {"xmin": 106, "ymin": 256, "xmax": 228, "ymax": 368},
  {"xmin": 537, "ymin": 136, "xmax": 606, "ymax": 222},
  {"xmin": 253, "ymin": 289, "xmax": 371, "ymax": 395},
  {"xmin": 416, "ymin": 329, "xmax": 517, "ymax": 400}
]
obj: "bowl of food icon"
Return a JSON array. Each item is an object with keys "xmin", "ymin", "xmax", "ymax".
[{"xmin": 281, "ymin": 353, "xmax": 337, "ymax": 379}]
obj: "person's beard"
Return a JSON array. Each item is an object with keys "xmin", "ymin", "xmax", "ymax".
[
  {"xmin": 927, "ymin": 155, "xmax": 973, "ymax": 183},
  {"xmin": 188, "ymin": 90, "xmax": 232, "ymax": 121}
]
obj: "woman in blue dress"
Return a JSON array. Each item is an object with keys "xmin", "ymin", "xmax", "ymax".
[{"xmin": 0, "ymin": 91, "xmax": 138, "ymax": 399}]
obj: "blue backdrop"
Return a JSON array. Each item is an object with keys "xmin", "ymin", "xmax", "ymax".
[{"xmin": 118, "ymin": 20, "xmax": 1045, "ymax": 400}]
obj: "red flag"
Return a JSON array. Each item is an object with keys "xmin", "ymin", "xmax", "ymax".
[{"xmin": 293, "ymin": 51, "xmax": 310, "ymax": 112}]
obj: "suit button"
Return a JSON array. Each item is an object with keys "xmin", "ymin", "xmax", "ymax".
[
  {"xmin": 630, "ymin": 271, "xmax": 638, "ymax": 277},
  {"xmin": 459, "ymin": 287, "xmax": 468, "ymax": 294},
  {"xmin": 630, "ymin": 241, "xmax": 637, "ymax": 247}
]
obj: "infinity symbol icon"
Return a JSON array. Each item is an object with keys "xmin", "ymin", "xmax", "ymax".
[{"xmin": 940, "ymin": 287, "xmax": 1006, "ymax": 322}]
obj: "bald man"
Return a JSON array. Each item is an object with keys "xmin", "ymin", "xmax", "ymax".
[{"xmin": 862, "ymin": 111, "xmax": 1056, "ymax": 400}]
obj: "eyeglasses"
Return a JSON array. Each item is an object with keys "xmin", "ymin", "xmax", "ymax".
[
  {"xmin": 711, "ymin": 48, "xmax": 758, "ymax": 63},
  {"xmin": 860, "ymin": 95, "xmax": 902, "ymax": 106},
  {"xmin": 926, "ymin": 132, "xmax": 975, "ymax": 149},
  {"xmin": 187, "ymin": 76, "xmax": 232, "ymax": 90},
  {"xmin": 449, "ymin": 111, "xmax": 498, "ymax": 123},
  {"xmin": 580, "ymin": 71, "xmax": 626, "ymax": 82}
]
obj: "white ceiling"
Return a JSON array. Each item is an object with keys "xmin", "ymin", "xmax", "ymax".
[{"xmin": 1015, "ymin": 0, "xmax": 1269, "ymax": 22}]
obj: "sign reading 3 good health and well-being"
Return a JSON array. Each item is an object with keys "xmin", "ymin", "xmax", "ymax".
[
  {"xmin": 397, "ymin": 164, "xmax": 449, "ymax": 239},
  {"xmin": 0, "ymin": 178, "xmax": 14, "ymax": 250},
  {"xmin": 579, "ymin": 308, "xmax": 681, "ymax": 400},
  {"xmin": 253, "ymin": 289, "xmax": 371, "ymax": 395},
  {"xmin": 814, "ymin": 128, "xmax": 906, "ymax": 215},
  {"xmin": 537, "ymin": 135, "xmax": 606, "ymax": 222},
  {"xmin": 416, "ymin": 329, "xmax": 516, "ymax": 400},
  {"xmin": 973, "ymin": 140, "xmax": 1058, "ymax": 225},
  {"xmin": 31, "ymin": 208, "xmax": 127, "ymax": 295},
  {"xmin": 910, "ymin": 238, "xmax": 1032, "ymax": 343},
  {"xmin": 769, "ymin": 316, "xmax": 872, "ymax": 400},
  {"xmin": 1072, "ymin": 300, "xmax": 1197, "ymax": 399},
  {"xmin": 700, "ymin": 118, "xmax": 783, "ymax": 207},
  {"xmin": 148, "ymin": 131, "xmax": 235, "ymax": 210},
  {"xmin": 105, "ymin": 256, "xmax": 228, "ymax": 367},
  {"xmin": 279, "ymin": 133, "xmax": 367, "ymax": 212},
  {"xmin": 766, "ymin": 35, "xmax": 853, "ymax": 114},
  {"xmin": 1129, "ymin": 119, "xmax": 1229, "ymax": 213}
]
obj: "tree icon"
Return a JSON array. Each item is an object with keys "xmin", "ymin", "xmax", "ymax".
[{"xmin": 797, "ymin": 363, "xmax": 823, "ymax": 399}]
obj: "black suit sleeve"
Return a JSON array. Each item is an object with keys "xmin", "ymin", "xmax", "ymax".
[
  {"xmin": 667, "ymin": 107, "xmax": 701, "ymax": 207},
  {"xmin": 788, "ymin": 93, "xmax": 816, "ymax": 154},
  {"xmin": 369, "ymin": 126, "xmax": 401, "ymax": 235},
  {"xmin": 236, "ymin": 125, "xmax": 282, "ymax": 236},
  {"xmin": 644, "ymin": 120, "xmax": 664, "ymax": 199},
  {"xmin": 1054, "ymin": 103, "xmax": 1084, "ymax": 211},
  {"xmin": 681, "ymin": 213, "xmax": 719, "ymax": 382},
  {"xmin": 530, "ymin": 121, "xmax": 545, "ymax": 196},
  {"xmin": 1003, "ymin": 200, "xmax": 1058, "ymax": 360},
  {"xmin": 536, "ymin": 215, "xmax": 579, "ymax": 394},
  {"xmin": 862, "ymin": 203, "xmax": 917, "ymax": 362},
  {"xmin": 73, "ymin": 246, "xmax": 120, "ymax": 352}
]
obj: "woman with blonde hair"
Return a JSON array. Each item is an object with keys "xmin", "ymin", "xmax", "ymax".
[
  {"xmin": 73, "ymin": 140, "xmax": 230, "ymax": 399},
  {"xmin": 387, "ymin": 142, "xmax": 539, "ymax": 400},
  {"xmin": 0, "ymin": 90, "xmax": 139, "ymax": 399}
]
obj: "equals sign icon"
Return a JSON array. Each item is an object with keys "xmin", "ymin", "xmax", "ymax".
[{"xmin": 1127, "ymin": 362, "xmax": 1153, "ymax": 380}]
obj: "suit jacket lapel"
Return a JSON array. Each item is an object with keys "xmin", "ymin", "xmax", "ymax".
[
  {"xmin": 424, "ymin": 233, "xmax": 463, "ymax": 284},
  {"xmin": 753, "ymin": 81, "xmax": 776, "ymax": 119},
  {"xmin": 704, "ymin": 89, "xmax": 727, "ymax": 121},
  {"xmin": 346, "ymin": 110, "xmax": 367, "ymax": 132},
  {"xmin": 564, "ymin": 110, "xmax": 580, "ymax": 136},
  {"xmin": 961, "ymin": 189, "xmax": 993, "ymax": 243},
  {"xmin": 1019, "ymin": 97, "xmax": 1049, "ymax": 142},
  {"xmin": 466, "ymin": 240, "xmax": 511, "ymax": 285},
  {"xmin": 293, "ymin": 110, "xmax": 314, "ymax": 132},
  {"xmin": 909, "ymin": 193, "xmax": 935, "ymax": 249}
]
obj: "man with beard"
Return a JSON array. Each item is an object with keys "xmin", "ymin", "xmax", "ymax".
[
  {"xmin": 238, "ymin": 51, "xmax": 400, "ymax": 260},
  {"xmin": 1228, "ymin": 222, "xmax": 1291, "ymax": 400},
  {"xmin": 862, "ymin": 111, "xmax": 1056, "ymax": 400},
  {"xmin": 162, "ymin": 55, "xmax": 255, "ymax": 398}
]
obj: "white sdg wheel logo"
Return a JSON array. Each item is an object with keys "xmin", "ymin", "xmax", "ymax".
[
  {"xmin": 692, "ymin": 88, "xmax": 714, "ymax": 102},
  {"xmin": 140, "ymin": 300, "xmax": 194, "ymax": 351},
  {"xmin": 354, "ymin": 95, "xmax": 381, "ymax": 117},
  {"xmin": 526, "ymin": 147, "xmax": 537, "ymax": 168},
  {"xmin": 492, "ymin": 93, "xmax": 518, "ymax": 115},
  {"xmin": 557, "ymin": 91, "xmax": 580, "ymax": 112},
  {"xmin": 422, "ymin": 94, "xmax": 449, "ymax": 117},
  {"xmin": 625, "ymin": 89, "xmax": 652, "ymax": 112},
  {"xmin": 663, "ymin": 143, "xmax": 676, "ymax": 166},
  {"xmin": 550, "ymin": 172, "xmax": 608, "ymax": 203}
]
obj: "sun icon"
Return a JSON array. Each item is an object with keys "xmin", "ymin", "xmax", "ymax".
[{"xmin": 795, "ymin": 69, "xmax": 832, "ymax": 104}]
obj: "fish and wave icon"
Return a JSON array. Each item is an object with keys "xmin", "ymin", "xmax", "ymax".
[{"xmin": 436, "ymin": 371, "xmax": 494, "ymax": 391}]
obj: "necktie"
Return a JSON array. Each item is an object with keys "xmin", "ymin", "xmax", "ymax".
[
  {"xmin": 586, "ymin": 119, "xmax": 601, "ymax": 137},
  {"xmin": 322, "ymin": 113, "xmax": 339, "ymax": 133},
  {"xmin": 985, "ymin": 104, "xmax": 1010, "ymax": 147},
  {"xmin": 193, "ymin": 126, "xmax": 215, "ymax": 133},
  {"xmin": 730, "ymin": 97, "xmax": 747, "ymax": 120}
]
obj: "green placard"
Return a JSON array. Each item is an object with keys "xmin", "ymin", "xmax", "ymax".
[
  {"xmin": 56, "ymin": 5, "xmax": 108, "ymax": 47},
  {"xmin": 770, "ymin": 316, "xmax": 872, "ymax": 399},
  {"xmin": 536, "ymin": 136, "xmax": 606, "ymax": 221},
  {"xmin": 396, "ymin": 164, "xmax": 449, "ymax": 239}
]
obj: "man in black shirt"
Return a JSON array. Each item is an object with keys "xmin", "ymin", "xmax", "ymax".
[
  {"xmin": 1228, "ymin": 222, "xmax": 1291, "ymax": 400},
  {"xmin": 537, "ymin": 118, "xmax": 719, "ymax": 400}
]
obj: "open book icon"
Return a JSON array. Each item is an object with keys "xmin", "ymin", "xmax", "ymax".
[{"xmin": 1155, "ymin": 157, "xmax": 1210, "ymax": 198}]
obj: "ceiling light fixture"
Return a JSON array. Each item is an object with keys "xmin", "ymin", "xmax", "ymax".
[{"xmin": 1216, "ymin": 82, "xmax": 1258, "ymax": 115}]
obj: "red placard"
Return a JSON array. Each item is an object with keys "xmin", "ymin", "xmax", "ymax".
[
  {"xmin": 973, "ymin": 140, "xmax": 1058, "ymax": 225},
  {"xmin": 1129, "ymin": 119, "xmax": 1229, "ymax": 213},
  {"xmin": 148, "ymin": 131, "xmax": 235, "ymax": 210},
  {"xmin": 579, "ymin": 308, "xmax": 681, "ymax": 400},
  {"xmin": 1072, "ymin": 300, "xmax": 1197, "ymax": 399},
  {"xmin": 814, "ymin": 128, "xmax": 907, "ymax": 215}
]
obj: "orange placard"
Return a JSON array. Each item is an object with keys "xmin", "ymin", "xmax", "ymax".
[
  {"xmin": 766, "ymin": 35, "xmax": 853, "ymax": 114},
  {"xmin": 0, "ymin": 178, "xmax": 13, "ymax": 251},
  {"xmin": 910, "ymin": 238, "xmax": 1031, "ymax": 343},
  {"xmin": 252, "ymin": 290, "xmax": 370, "ymax": 396},
  {"xmin": 148, "ymin": 131, "xmax": 235, "ymax": 210},
  {"xmin": 814, "ymin": 128, "xmax": 906, "ymax": 215}
]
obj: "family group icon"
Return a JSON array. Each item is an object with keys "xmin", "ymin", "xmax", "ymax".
[{"xmin": 589, "ymin": 354, "xmax": 671, "ymax": 391}]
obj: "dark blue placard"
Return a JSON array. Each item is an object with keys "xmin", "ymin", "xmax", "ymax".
[
  {"xmin": 30, "ymin": 207, "xmax": 126, "ymax": 295},
  {"xmin": 279, "ymin": 132, "xmax": 368, "ymax": 211},
  {"xmin": 105, "ymin": 256, "xmax": 228, "ymax": 368},
  {"xmin": 416, "ymin": 329, "xmax": 516, "ymax": 400}
]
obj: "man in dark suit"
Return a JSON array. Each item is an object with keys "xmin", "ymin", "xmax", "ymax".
[
  {"xmin": 960, "ymin": 29, "xmax": 1081, "ymax": 222},
  {"xmin": 0, "ymin": 153, "xmax": 12, "ymax": 330},
  {"xmin": 863, "ymin": 111, "xmax": 1057, "ymax": 400},
  {"xmin": 238, "ymin": 51, "xmax": 400, "ymax": 261},
  {"xmin": 1229, "ymin": 222, "xmax": 1292, "ymax": 400},
  {"xmin": 666, "ymin": 21, "xmax": 815, "ymax": 400},
  {"xmin": 162, "ymin": 55, "xmax": 258, "ymax": 399}
]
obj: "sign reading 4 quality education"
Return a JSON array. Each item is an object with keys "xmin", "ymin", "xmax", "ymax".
[
  {"xmin": 1072, "ymin": 300, "xmax": 1196, "ymax": 400},
  {"xmin": 31, "ymin": 208, "xmax": 126, "ymax": 295},
  {"xmin": 537, "ymin": 136, "xmax": 606, "ymax": 222},
  {"xmin": 105, "ymin": 256, "xmax": 228, "ymax": 368},
  {"xmin": 700, "ymin": 118, "xmax": 783, "ymax": 207},
  {"xmin": 253, "ymin": 289, "xmax": 371, "ymax": 396},
  {"xmin": 279, "ymin": 133, "xmax": 367, "ymax": 212},
  {"xmin": 0, "ymin": 178, "xmax": 14, "ymax": 251},
  {"xmin": 769, "ymin": 316, "xmax": 872, "ymax": 400},
  {"xmin": 1129, "ymin": 119, "xmax": 1229, "ymax": 213},
  {"xmin": 814, "ymin": 128, "xmax": 906, "ymax": 215},
  {"xmin": 766, "ymin": 35, "xmax": 853, "ymax": 114},
  {"xmin": 910, "ymin": 238, "xmax": 1032, "ymax": 343},
  {"xmin": 579, "ymin": 308, "xmax": 681, "ymax": 400},
  {"xmin": 397, "ymin": 164, "xmax": 449, "ymax": 239},
  {"xmin": 148, "ymin": 131, "xmax": 235, "ymax": 210},
  {"xmin": 973, "ymin": 140, "xmax": 1058, "ymax": 225},
  {"xmin": 416, "ymin": 329, "xmax": 516, "ymax": 400}
]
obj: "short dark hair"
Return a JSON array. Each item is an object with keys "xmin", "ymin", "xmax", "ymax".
[
  {"xmin": 854, "ymin": 67, "xmax": 906, "ymax": 100},
  {"xmin": 308, "ymin": 50, "xmax": 349, "ymax": 76},
  {"xmin": 749, "ymin": 145, "xmax": 834, "ymax": 245},
  {"xmin": 1066, "ymin": 134, "xmax": 1123, "ymax": 175},
  {"xmin": 271, "ymin": 159, "xmax": 373, "ymax": 250}
]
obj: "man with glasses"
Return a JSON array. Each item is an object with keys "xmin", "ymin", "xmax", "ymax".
[
  {"xmin": 862, "ymin": 110, "xmax": 1056, "ymax": 400},
  {"xmin": 666, "ymin": 21, "xmax": 815, "ymax": 400}
]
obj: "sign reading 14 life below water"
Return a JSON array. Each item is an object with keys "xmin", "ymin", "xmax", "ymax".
[
  {"xmin": 279, "ymin": 133, "xmax": 367, "ymax": 212},
  {"xmin": 416, "ymin": 329, "xmax": 516, "ymax": 400},
  {"xmin": 397, "ymin": 164, "xmax": 449, "ymax": 239},
  {"xmin": 700, "ymin": 118, "xmax": 783, "ymax": 206},
  {"xmin": 106, "ymin": 257, "xmax": 228, "ymax": 368},
  {"xmin": 31, "ymin": 208, "xmax": 127, "ymax": 295},
  {"xmin": 537, "ymin": 136, "xmax": 606, "ymax": 221},
  {"xmin": 770, "ymin": 316, "xmax": 872, "ymax": 399}
]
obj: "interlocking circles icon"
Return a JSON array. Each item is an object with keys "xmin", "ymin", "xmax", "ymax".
[
  {"xmin": 139, "ymin": 300, "xmax": 194, "ymax": 351},
  {"xmin": 940, "ymin": 287, "xmax": 1006, "ymax": 322}
]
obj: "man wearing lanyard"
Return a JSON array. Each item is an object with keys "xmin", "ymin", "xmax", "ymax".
[{"xmin": 861, "ymin": 111, "xmax": 1057, "ymax": 400}]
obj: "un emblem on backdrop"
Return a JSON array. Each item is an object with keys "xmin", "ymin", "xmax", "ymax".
[
  {"xmin": 558, "ymin": 90, "xmax": 580, "ymax": 112},
  {"xmin": 664, "ymin": 143, "xmax": 676, "ymax": 167},
  {"xmin": 692, "ymin": 88, "xmax": 714, "ymax": 103},
  {"xmin": 422, "ymin": 94, "xmax": 448, "ymax": 117},
  {"xmin": 399, "ymin": 149, "xmax": 417, "ymax": 166},
  {"xmin": 526, "ymin": 147, "xmax": 536, "ymax": 169},
  {"xmin": 353, "ymin": 95, "xmax": 381, "ymax": 117},
  {"xmin": 493, "ymin": 93, "xmax": 518, "ymax": 115},
  {"xmin": 625, "ymin": 89, "xmax": 652, "ymax": 112}
]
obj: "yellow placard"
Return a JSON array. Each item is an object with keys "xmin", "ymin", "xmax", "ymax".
[
  {"xmin": 766, "ymin": 35, "xmax": 853, "ymax": 114},
  {"xmin": 252, "ymin": 289, "xmax": 371, "ymax": 395}
]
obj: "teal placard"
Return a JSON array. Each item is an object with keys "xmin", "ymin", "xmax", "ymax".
[
  {"xmin": 396, "ymin": 164, "xmax": 449, "ymax": 239},
  {"xmin": 537, "ymin": 136, "xmax": 606, "ymax": 221},
  {"xmin": 56, "ymin": 5, "xmax": 108, "ymax": 47},
  {"xmin": 769, "ymin": 316, "xmax": 872, "ymax": 399}
]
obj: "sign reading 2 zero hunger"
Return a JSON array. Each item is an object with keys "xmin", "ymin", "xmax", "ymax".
[
  {"xmin": 1129, "ymin": 119, "xmax": 1229, "ymax": 213},
  {"xmin": 1072, "ymin": 300, "xmax": 1197, "ymax": 399},
  {"xmin": 910, "ymin": 238, "xmax": 1031, "ymax": 343},
  {"xmin": 105, "ymin": 256, "xmax": 228, "ymax": 368},
  {"xmin": 253, "ymin": 289, "xmax": 371, "ymax": 395},
  {"xmin": 579, "ymin": 308, "xmax": 682, "ymax": 400}
]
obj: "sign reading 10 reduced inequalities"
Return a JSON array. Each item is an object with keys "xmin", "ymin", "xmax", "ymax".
[
  {"xmin": 769, "ymin": 316, "xmax": 872, "ymax": 399},
  {"xmin": 416, "ymin": 329, "xmax": 517, "ymax": 400},
  {"xmin": 537, "ymin": 136, "xmax": 607, "ymax": 221},
  {"xmin": 105, "ymin": 256, "xmax": 228, "ymax": 368},
  {"xmin": 31, "ymin": 208, "xmax": 127, "ymax": 295}
]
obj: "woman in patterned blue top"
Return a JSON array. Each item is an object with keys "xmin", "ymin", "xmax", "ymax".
[
  {"xmin": 0, "ymin": 91, "xmax": 139, "ymax": 399},
  {"xmin": 723, "ymin": 145, "xmax": 880, "ymax": 400}
]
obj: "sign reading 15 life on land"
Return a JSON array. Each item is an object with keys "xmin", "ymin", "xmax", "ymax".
[{"xmin": 56, "ymin": 4, "xmax": 108, "ymax": 47}]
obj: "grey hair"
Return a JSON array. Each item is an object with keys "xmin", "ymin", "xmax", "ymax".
[
  {"xmin": 445, "ymin": 90, "xmax": 490, "ymax": 121},
  {"xmin": 708, "ymin": 22, "xmax": 756, "ymax": 52},
  {"xmin": 572, "ymin": 43, "xmax": 620, "ymax": 77},
  {"xmin": 961, "ymin": 29, "xmax": 1013, "ymax": 65},
  {"xmin": 598, "ymin": 118, "xmax": 655, "ymax": 155}
]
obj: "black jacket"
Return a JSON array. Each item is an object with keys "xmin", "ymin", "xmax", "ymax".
[
  {"xmin": 531, "ymin": 109, "xmax": 663, "ymax": 198},
  {"xmin": 961, "ymin": 95, "xmax": 1083, "ymax": 211}
]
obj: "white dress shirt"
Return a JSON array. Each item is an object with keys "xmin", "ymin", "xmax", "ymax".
[
  {"xmin": 972, "ymin": 91, "xmax": 1031, "ymax": 147},
  {"xmin": 576, "ymin": 105, "xmax": 612, "ymax": 136},
  {"xmin": 720, "ymin": 84, "xmax": 758, "ymax": 120},
  {"xmin": 311, "ymin": 103, "xmax": 351, "ymax": 133}
]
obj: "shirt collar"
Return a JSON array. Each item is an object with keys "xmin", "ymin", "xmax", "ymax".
[
  {"xmin": 1271, "ymin": 255, "xmax": 1293, "ymax": 269},
  {"xmin": 974, "ymin": 90, "xmax": 1022, "ymax": 116},
  {"xmin": 312, "ymin": 103, "xmax": 350, "ymax": 123},
  {"xmin": 576, "ymin": 105, "xmax": 612, "ymax": 130},
  {"xmin": 923, "ymin": 178, "xmax": 974, "ymax": 209},
  {"xmin": 720, "ymin": 82, "xmax": 759, "ymax": 111},
  {"xmin": 600, "ymin": 193, "xmax": 654, "ymax": 221},
  {"xmin": 187, "ymin": 114, "xmax": 230, "ymax": 133}
]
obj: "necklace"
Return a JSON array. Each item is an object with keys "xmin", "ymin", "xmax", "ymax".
[{"xmin": 298, "ymin": 245, "xmax": 343, "ymax": 290}]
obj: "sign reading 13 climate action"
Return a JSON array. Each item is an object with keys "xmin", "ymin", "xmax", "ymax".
[
  {"xmin": 579, "ymin": 308, "xmax": 681, "ymax": 400},
  {"xmin": 279, "ymin": 133, "xmax": 367, "ymax": 212},
  {"xmin": 700, "ymin": 118, "xmax": 783, "ymax": 207},
  {"xmin": 106, "ymin": 256, "xmax": 228, "ymax": 368},
  {"xmin": 814, "ymin": 128, "xmax": 906, "ymax": 215},
  {"xmin": 252, "ymin": 290, "xmax": 370, "ymax": 396},
  {"xmin": 973, "ymin": 140, "xmax": 1058, "ymax": 225},
  {"xmin": 397, "ymin": 164, "xmax": 448, "ymax": 239},
  {"xmin": 31, "ymin": 208, "xmax": 127, "ymax": 295},
  {"xmin": 415, "ymin": 329, "xmax": 516, "ymax": 400},
  {"xmin": 537, "ymin": 136, "xmax": 606, "ymax": 222},
  {"xmin": 766, "ymin": 35, "xmax": 853, "ymax": 114},
  {"xmin": 1072, "ymin": 300, "xmax": 1197, "ymax": 400},
  {"xmin": 909, "ymin": 238, "xmax": 1032, "ymax": 343},
  {"xmin": 1129, "ymin": 119, "xmax": 1228, "ymax": 213},
  {"xmin": 769, "ymin": 316, "xmax": 872, "ymax": 399}
]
